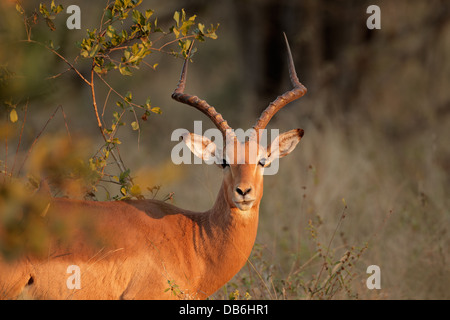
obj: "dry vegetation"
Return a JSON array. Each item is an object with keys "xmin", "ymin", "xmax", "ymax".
[{"xmin": 1, "ymin": 0, "xmax": 449, "ymax": 299}]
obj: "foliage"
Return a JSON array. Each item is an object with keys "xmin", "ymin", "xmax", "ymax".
[
  {"xmin": 0, "ymin": 137, "xmax": 94, "ymax": 260},
  {"xmin": 0, "ymin": 0, "xmax": 218, "ymax": 260},
  {"xmin": 5, "ymin": 0, "xmax": 218, "ymax": 200},
  {"xmin": 0, "ymin": 179, "xmax": 52, "ymax": 260},
  {"xmin": 213, "ymin": 204, "xmax": 369, "ymax": 300}
]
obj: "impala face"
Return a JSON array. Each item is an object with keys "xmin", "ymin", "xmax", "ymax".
[
  {"xmin": 173, "ymin": 33, "xmax": 307, "ymax": 213},
  {"xmin": 222, "ymin": 138, "xmax": 265, "ymax": 211},
  {"xmin": 183, "ymin": 129, "xmax": 304, "ymax": 212}
]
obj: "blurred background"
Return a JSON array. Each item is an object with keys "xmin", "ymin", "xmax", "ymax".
[{"xmin": 0, "ymin": 0, "xmax": 449, "ymax": 299}]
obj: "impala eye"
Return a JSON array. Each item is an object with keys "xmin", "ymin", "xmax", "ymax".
[
  {"xmin": 221, "ymin": 159, "xmax": 230, "ymax": 169},
  {"xmin": 258, "ymin": 158, "xmax": 267, "ymax": 167}
]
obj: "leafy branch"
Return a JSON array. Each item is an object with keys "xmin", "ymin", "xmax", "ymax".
[{"xmin": 9, "ymin": 0, "xmax": 218, "ymax": 200}]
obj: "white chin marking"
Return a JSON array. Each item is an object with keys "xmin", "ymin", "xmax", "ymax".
[{"xmin": 234, "ymin": 201, "xmax": 254, "ymax": 212}]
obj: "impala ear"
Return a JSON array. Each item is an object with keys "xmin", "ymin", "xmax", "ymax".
[
  {"xmin": 182, "ymin": 133, "xmax": 218, "ymax": 163},
  {"xmin": 265, "ymin": 129, "xmax": 304, "ymax": 165}
]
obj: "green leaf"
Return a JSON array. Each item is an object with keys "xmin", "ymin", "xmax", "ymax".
[
  {"xmin": 124, "ymin": 50, "xmax": 131, "ymax": 61},
  {"xmin": 93, "ymin": 65, "xmax": 103, "ymax": 74},
  {"xmin": 173, "ymin": 11, "xmax": 180, "ymax": 27},
  {"xmin": 130, "ymin": 184, "xmax": 142, "ymax": 196},
  {"xmin": 198, "ymin": 23, "xmax": 205, "ymax": 34},
  {"xmin": 89, "ymin": 44, "xmax": 99, "ymax": 57},
  {"xmin": 39, "ymin": 4, "xmax": 49, "ymax": 17},
  {"xmin": 173, "ymin": 27, "xmax": 180, "ymax": 39},
  {"xmin": 121, "ymin": 29, "xmax": 128, "ymax": 39},
  {"xmin": 16, "ymin": 4, "xmax": 25, "ymax": 15},
  {"xmin": 119, "ymin": 168, "xmax": 131, "ymax": 183},
  {"xmin": 49, "ymin": 0, "xmax": 63, "ymax": 14},
  {"xmin": 105, "ymin": 9, "xmax": 113, "ymax": 20},
  {"xmin": 131, "ymin": 43, "xmax": 139, "ymax": 55},
  {"xmin": 112, "ymin": 111, "xmax": 121, "ymax": 122},
  {"xmin": 206, "ymin": 24, "xmax": 219, "ymax": 39},
  {"xmin": 151, "ymin": 107, "xmax": 161, "ymax": 114},
  {"xmin": 185, "ymin": 39, "xmax": 192, "ymax": 52},
  {"xmin": 132, "ymin": 10, "xmax": 144, "ymax": 25},
  {"xmin": 106, "ymin": 25, "xmax": 116, "ymax": 37},
  {"xmin": 145, "ymin": 9, "xmax": 154, "ymax": 19},
  {"xmin": 131, "ymin": 121, "xmax": 139, "ymax": 131},
  {"xmin": 154, "ymin": 19, "xmax": 163, "ymax": 32},
  {"xmin": 9, "ymin": 109, "xmax": 18, "ymax": 123},
  {"xmin": 104, "ymin": 62, "xmax": 116, "ymax": 72},
  {"xmin": 125, "ymin": 91, "xmax": 132, "ymax": 102},
  {"xmin": 119, "ymin": 65, "xmax": 132, "ymax": 76},
  {"xmin": 189, "ymin": 15, "xmax": 196, "ymax": 22}
]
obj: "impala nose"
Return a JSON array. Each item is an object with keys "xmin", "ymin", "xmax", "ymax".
[{"xmin": 236, "ymin": 186, "xmax": 252, "ymax": 197}]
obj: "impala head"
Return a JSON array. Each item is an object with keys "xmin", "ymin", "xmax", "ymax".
[{"xmin": 172, "ymin": 33, "xmax": 307, "ymax": 212}]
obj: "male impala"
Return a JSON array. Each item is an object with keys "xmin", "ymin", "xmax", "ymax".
[{"xmin": 0, "ymin": 34, "xmax": 307, "ymax": 299}]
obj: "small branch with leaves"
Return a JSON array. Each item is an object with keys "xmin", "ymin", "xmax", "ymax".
[{"xmin": 7, "ymin": 0, "xmax": 218, "ymax": 200}]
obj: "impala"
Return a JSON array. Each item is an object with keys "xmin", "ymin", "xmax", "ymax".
[{"xmin": 0, "ymin": 34, "xmax": 307, "ymax": 299}]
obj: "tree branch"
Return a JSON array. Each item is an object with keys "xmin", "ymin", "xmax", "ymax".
[{"xmin": 21, "ymin": 39, "xmax": 91, "ymax": 86}]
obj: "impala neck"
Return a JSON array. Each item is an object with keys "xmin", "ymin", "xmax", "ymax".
[{"xmin": 197, "ymin": 182, "xmax": 260, "ymax": 296}]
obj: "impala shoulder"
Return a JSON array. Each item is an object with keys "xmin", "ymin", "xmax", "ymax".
[{"xmin": 123, "ymin": 199, "xmax": 190, "ymax": 218}]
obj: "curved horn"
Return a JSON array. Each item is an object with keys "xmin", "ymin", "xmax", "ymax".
[
  {"xmin": 172, "ymin": 42, "xmax": 233, "ymax": 137},
  {"xmin": 253, "ymin": 33, "xmax": 307, "ymax": 130}
]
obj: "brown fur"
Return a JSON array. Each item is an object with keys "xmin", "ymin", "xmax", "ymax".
[
  {"xmin": 0, "ymin": 182, "xmax": 259, "ymax": 299},
  {"xmin": 0, "ymin": 126, "xmax": 302, "ymax": 300}
]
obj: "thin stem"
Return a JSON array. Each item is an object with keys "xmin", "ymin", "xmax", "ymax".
[
  {"xmin": 105, "ymin": 34, "xmax": 196, "ymax": 56},
  {"xmin": 60, "ymin": 106, "xmax": 72, "ymax": 143},
  {"xmin": 90, "ymin": 66, "xmax": 105, "ymax": 131},
  {"xmin": 4, "ymin": 114, "xmax": 8, "ymax": 179},
  {"xmin": 89, "ymin": 66, "xmax": 128, "ymax": 176},
  {"xmin": 98, "ymin": 0, "xmax": 112, "ymax": 33},
  {"xmin": 130, "ymin": 107, "xmax": 141, "ymax": 150},
  {"xmin": 102, "ymin": 88, "xmax": 113, "ymax": 125},
  {"xmin": 155, "ymin": 34, "xmax": 197, "ymax": 52},
  {"xmin": 18, "ymin": 106, "xmax": 64, "ymax": 176},
  {"xmin": 45, "ymin": 67, "xmax": 72, "ymax": 80},
  {"xmin": 10, "ymin": 100, "xmax": 28, "ymax": 177},
  {"xmin": 20, "ymin": 39, "xmax": 90, "ymax": 86},
  {"xmin": 245, "ymin": 256, "xmax": 275, "ymax": 300},
  {"xmin": 95, "ymin": 72, "xmax": 144, "ymax": 110},
  {"xmin": 311, "ymin": 205, "xmax": 348, "ymax": 297}
]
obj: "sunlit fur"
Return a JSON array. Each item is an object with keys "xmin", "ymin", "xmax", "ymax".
[{"xmin": 0, "ymin": 131, "xmax": 301, "ymax": 300}]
